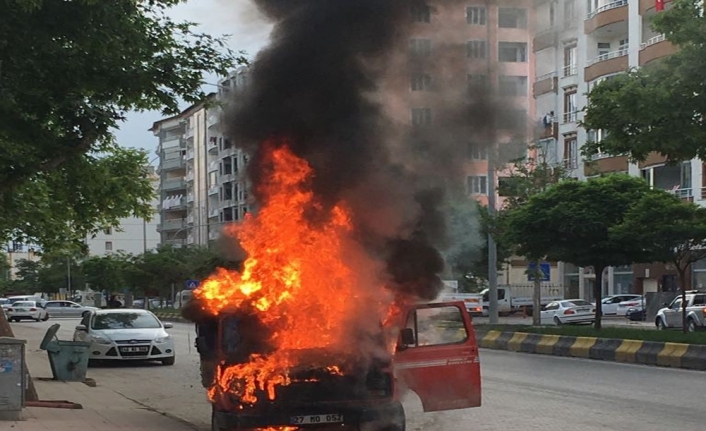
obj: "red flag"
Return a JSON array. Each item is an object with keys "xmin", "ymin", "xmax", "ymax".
[{"xmin": 656, "ymin": 0, "xmax": 665, "ymax": 11}]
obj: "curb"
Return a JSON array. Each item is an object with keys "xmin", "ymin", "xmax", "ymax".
[
  {"xmin": 477, "ymin": 330, "xmax": 706, "ymax": 371},
  {"xmin": 153, "ymin": 313, "xmax": 189, "ymax": 323}
]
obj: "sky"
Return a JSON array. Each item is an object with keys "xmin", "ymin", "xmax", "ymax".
[{"xmin": 113, "ymin": 0, "xmax": 273, "ymax": 158}]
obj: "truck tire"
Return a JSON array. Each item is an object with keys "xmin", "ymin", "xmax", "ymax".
[{"xmin": 687, "ymin": 318, "xmax": 698, "ymax": 333}]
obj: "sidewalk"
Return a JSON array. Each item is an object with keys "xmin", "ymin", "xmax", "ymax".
[{"xmin": 7, "ymin": 342, "xmax": 199, "ymax": 430}]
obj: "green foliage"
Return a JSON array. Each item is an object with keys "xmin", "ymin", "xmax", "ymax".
[
  {"xmin": 0, "ymin": 0, "xmax": 245, "ymax": 251},
  {"xmin": 612, "ymin": 190, "xmax": 706, "ymax": 275},
  {"xmin": 582, "ymin": 0, "xmax": 706, "ymax": 162},
  {"xmin": 499, "ymin": 150, "xmax": 568, "ymax": 211},
  {"xmin": 503, "ymin": 175, "xmax": 653, "ymax": 328}
]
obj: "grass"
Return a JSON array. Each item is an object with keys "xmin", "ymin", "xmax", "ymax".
[
  {"xmin": 150, "ymin": 307, "xmax": 181, "ymax": 315},
  {"xmin": 474, "ymin": 324, "xmax": 706, "ymax": 345}
]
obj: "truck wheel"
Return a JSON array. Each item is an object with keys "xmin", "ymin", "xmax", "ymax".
[
  {"xmin": 687, "ymin": 319, "xmax": 697, "ymax": 333},
  {"xmin": 201, "ymin": 359, "xmax": 215, "ymax": 388}
]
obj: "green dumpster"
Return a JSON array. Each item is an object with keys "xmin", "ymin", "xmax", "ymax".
[{"xmin": 39, "ymin": 324, "xmax": 91, "ymax": 382}]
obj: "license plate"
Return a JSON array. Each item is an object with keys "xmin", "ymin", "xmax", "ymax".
[
  {"xmin": 291, "ymin": 414, "xmax": 343, "ymax": 425},
  {"xmin": 577, "ymin": 307, "xmax": 590, "ymax": 312},
  {"xmin": 14, "ymin": 308, "xmax": 26, "ymax": 312},
  {"xmin": 121, "ymin": 347, "xmax": 149, "ymax": 353}
]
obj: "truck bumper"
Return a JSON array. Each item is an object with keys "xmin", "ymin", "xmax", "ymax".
[{"xmin": 213, "ymin": 400, "xmax": 404, "ymax": 430}]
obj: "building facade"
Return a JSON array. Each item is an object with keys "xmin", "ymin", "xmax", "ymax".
[
  {"xmin": 85, "ymin": 167, "xmax": 161, "ymax": 257},
  {"xmin": 152, "ymin": 68, "xmax": 251, "ymax": 248},
  {"xmin": 532, "ymin": 0, "xmax": 692, "ymax": 299}
]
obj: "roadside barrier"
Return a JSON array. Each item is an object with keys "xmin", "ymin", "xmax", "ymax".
[{"xmin": 476, "ymin": 330, "xmax": 706, "ymax": 371}]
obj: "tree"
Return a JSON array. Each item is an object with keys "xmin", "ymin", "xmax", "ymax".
[
  {"xmin": 12, "ymin": 259, "xmax": 41, "ymax": 293},
  {"xmin": 82, "ymin": 253, "xmax": 132, "ymax": 294},
  {"xmin": 497, "ymin": 148, "xmax": 568, "ymax": 324},
  {"xmin": 582, "ymin": 0, "xmax": 706, "ymax": 162},
  {"xmin": 0, "ymin": 1, "xmax": 245, "ymax": 249},
  {"xmin": 504, "ymin": 174, "xmax": 652, "ymax": 329},
  {"xmin": 612, "ymin": 190, "xmax": 706, "ymax": 332}
]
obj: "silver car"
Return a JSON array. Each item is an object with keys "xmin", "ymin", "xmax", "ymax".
[{"xmin": 44, "ymin": 300, "xmax": 98, "ymax": 318}]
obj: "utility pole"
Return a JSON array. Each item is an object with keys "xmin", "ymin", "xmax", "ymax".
[
  {"xmin": 487, "ymin": 143, "xmax": 499, "ymax": 324},
  {"xmin": 143, "ymin": 218, "xmax": 147, "ymax": 253},
  {"xmin": 66, "ymin": 255, "xmax": 72, "ymax": 299}
]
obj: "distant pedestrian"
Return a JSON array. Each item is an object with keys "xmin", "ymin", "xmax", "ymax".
[{"xmin": 107, "ymin": 295, "xmax": 122, "ymax": 309}]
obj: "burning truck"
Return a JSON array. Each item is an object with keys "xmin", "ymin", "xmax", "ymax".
[{"xmin": 183, "ymin": 144, "xmax": 481, "ymax": 431}]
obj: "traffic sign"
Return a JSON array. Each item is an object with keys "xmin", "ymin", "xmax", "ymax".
[{"xmin": 185, "ymin": 279, "xmax": 200, "ymax": 290}]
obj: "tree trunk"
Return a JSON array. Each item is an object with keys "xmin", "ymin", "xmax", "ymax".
[
  {"xmin": 677, "ymin": 264, "xmax": 688, "ymax": 334},
  {"xmin": 531, "ymin": 261, "xmax": 542, "ymax": 326},
  {"xmin": 593, "ymin": 265, "xmax": 605, "ymax": 330},
  {"xmin": 0, "ymin": 311, "xmax": 39, "ymax": 401}
]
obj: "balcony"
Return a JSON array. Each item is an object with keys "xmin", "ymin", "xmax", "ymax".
[
  {"xmin": 584, "ymin": 49, "xmax": 628, "ymax": 82},
  {"xmin": 161, "ymin": 157, "xmax": 186, "ymax": 171},
  {"xmin": 208, "ymin": 185, "xmax": 219, "ymax": 196},
  {"xmin": 209, "ymin": 209, "xmax": 220, "ymax": 219},
  {"xmin": 185, "ymin": 171, "xmax": 194, "ymax": 182},
  {"xmin": 640, "ymin": 0, "xmax": 672, "ymax": 14},
  {"xmin": 209, "ymin": 231, "xmax": 219, "ymax": 241},
  {"xmin": 536, "ymin": 121, "xmax": 559, "ymax": 140},
  {"xmin": 186, "ymin": 193, "xmax": 194, "ymax": 203},
  {"xmin": 185, "ymin": 126, "xmax": 195, "ymax": 139},
  {"xmin": 533, "ymin": 26, "xmax": 558, "ymax": 52},
  {"xmin": 562, "ymin": 111, "xmax": 579, "ymax": 124},
  {"xmin": 162, "ymin": 197, "xmax": 186, "ymax": 211},
  {"xmin": 639, "ymin": 34, "xmax": 677, "ymax": 66},
  {"xmin": 672, "ymin": 188, "xmax": 694, "ymax": 202},
  {"xmin": 562, "ymin": 64, "xmax": 578, "ymax": 78},
  {"xmin": 220, "ymin": 198, "xmax": 235, "ymax": 208},
  {"xmin": 160, "ymin": 219, "xmax": 185, "ymax": 232},
  {"xmin": 186, "ymin": 149, "xmax": 195, "ymax": 161},
  {"xmin": 207, "ymin": 114, "xmax": 219, "ymax": 128},
  {"xmin": 208, "ymin": 140, "xmax": 219, "ymax": 154},
  {"xmin": 220, "ymin": 173, "xmax": 236, "ymax": 184},
  {"xmin": 161, "ymin": 178, "xmax": 186, "ymax": 191},
  {"xmin": 533, "ymin": 72, "xmax": 557, "ymax": 97},
  {"xmin": 585, "ymin": 1, "xmax": 628, "ymax": 34},
  {"xmin": 221, "ymin": 146, "xmax": 237, "ymax": 158},
  {"xmin": 208, "ymin": 161, "xmax": 219, "ymax": 172},
  {"xmin": 187, "ymin": 235, "xmax": 195, "ymax": 244},
  {"xmin": 187, "ymin": 215, "xmax": 194, "ymax": 225},
  {"xmin": 584, "ymin": 155, "xmax": 630, "ymax": 176},
  {"xmin": 163, "ymin": 239, "xmax": 185, "ymax": 248}
]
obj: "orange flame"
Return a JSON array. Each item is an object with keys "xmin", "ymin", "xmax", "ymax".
[{"xmin": 194, "ymin": 140, "xmax": 396, "ymax": 406}]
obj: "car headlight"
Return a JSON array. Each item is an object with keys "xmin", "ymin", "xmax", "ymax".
[
  {"xmin": 155, "ymin": 335, "xmax": 171, "ymax": 344},
  {"xmin": 90, "ymin": 335, "xmax": 112, "ymax": 345}
]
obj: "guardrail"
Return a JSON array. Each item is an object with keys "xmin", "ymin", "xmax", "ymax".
[
  {"xmin": 586, "ymin": 49, "xmax": 628, "ymax": 67},
  {"xmin": 586, "ymin": 0, "xmax": 628, "ymax": 20}
]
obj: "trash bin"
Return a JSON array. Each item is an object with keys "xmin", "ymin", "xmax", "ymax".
[
  {"xmin": 39, "ymin": 324, "xmax": 91, "ymax": 382},
  {"xmin": 0, "ymin": 337, "xmax": 26, "ymax": 421}
]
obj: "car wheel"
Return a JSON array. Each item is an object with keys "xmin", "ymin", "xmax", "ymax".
[
  {"xmin": 161, "ymin": 356, "xmax": 176, "ymax": 366},
  {"xmin": 687, "ymin": 319, "xmax": 697, "ymax": 333},
  {"xmin": 553, "ymin": 316, "xmax": 562, "ymax": 326},
  {"xmin": 42, "ymin": 313, "xmax": 49, "ymax": 321},
  {"xmin": 34, "ymin": 316, "xmax": 41, "ymax": 322},
  {"xmin": 656, "ymin": 318, "xmax": 667, "ymax": 330}
]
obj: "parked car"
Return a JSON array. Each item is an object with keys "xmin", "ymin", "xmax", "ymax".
[
  {"xmin": 1, "ymin": 298, "xmax": 10, "ymax": 318},
  {"xmin": 44, "ymin": 300, "xmax": 99, "ymax": 318},
  {"xmin": 73, "ymin": 309, "xmax": 175, "ymax": 365},
  {"xmin": 655, "ymin": 291, "xmax": 706, "ymax": 332},
  {"xmin": 594, "ymin": 294, "xmax": 642, "ymax": 315},
  {"xmin": 616, "ymin": 296, "xmax": 646, "ymax": 316},
  {"xmin": 626, "ymin": 307, "xmax": 646, "ymax": 322},
  {"xmin": 541, "ymin": 299, "xmax": 595, "ymax": 326},
  {"xmin": 6, "ymin": 301, "xmax": 50, "ymax": 322}
]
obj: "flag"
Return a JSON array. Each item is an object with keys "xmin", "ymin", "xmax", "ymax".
[{"xmin": 656, "ymin": 0, "xmax": 665, "ymax": 11}]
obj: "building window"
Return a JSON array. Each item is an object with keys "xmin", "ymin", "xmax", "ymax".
[
  {"xmin": 563, "ymin": 135, "xmax": 578, "ymax": 169},
  {"xmin": 498, "ymin": 75, "xmax": 528, "ymax": 97},
  {"xmin": 563, "ymin": 87, "xmax": 578, "ymax": 123},
  {"xmin": 498, "ymin": 42, "xmax": 527, "ymax": 62},
  {"xmin": 467, "ymin": 40, "xmax": 487, "ymax": 59},
  {"xmin": 467, "ymin": 143, "xmax": 488, "ymax": 160},
  {"xmin": 409, "ymin": 38, "xmax": 432, "ymax": 57},
  {"xmin": 411, "ymin": 108, "xmax": 432, "ymax": 127},
  {"xmin": 597, "ymin": 42, "xmax": 611, "ymax": 60},
  {"xmin": 105, "ymin": 241, "xmax": 113, "ymax": 252},
  {"xmin": 467, "ymin": 176, "xmax": 488, "ymax": 195},
  {"xmin": 467, "ymin": 74, "xmax": 488, "ymax": 91},
  {"xmin": 498, "ymin": 8, "xmax": 528, "ymax": 29},
  {"xmin": 412, "ymin": 4, "xmax": 430, "ymax": 23},
  {"xmin": 563, "ymin": 44, "xmax": 577, "ymax": 77},
  {"xmin": 411, "ymin": 73, "xmax": 432, "ymax": 91},
  {"xmin": 466, "ymin": 7, "xmax": 486, "ymax": 25},
  {"xmin": 103, "ymin": 227, "xmax": 112, "ymax": 235},
  {"xmin": 564, "ymin": 0, "xmax": 577, "ymax": 26}
]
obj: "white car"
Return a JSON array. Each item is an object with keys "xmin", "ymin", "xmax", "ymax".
[
  {"xmin": 541, "ymin": 299, "xmax": 595, "ymax": 326},
  {"xmin": 73, "ymin": 309, "xmax": 175, "ymax": 365},
  {"xmin": 44, "ymin": 300, "xmax": 99, "ymax": 318},
  {"xmin": 594, "ymin": 294, "xmax": 642, "ymax": 315},
  {"xmin": 616, "ymin": 296, "xmax": 646, "ymax": 316},
  {"xmin": 6, "ymin": 301, "xmax": 50, "ymax": 322}
]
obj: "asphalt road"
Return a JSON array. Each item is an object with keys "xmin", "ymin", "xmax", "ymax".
[{"xmin": 10, "ymin": 318, "xmax": 703, "ymax": 431}]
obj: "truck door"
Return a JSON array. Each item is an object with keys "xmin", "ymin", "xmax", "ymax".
[{"xmin": 394, "ymin": 302, "xmax": 481, "ymax": 412}]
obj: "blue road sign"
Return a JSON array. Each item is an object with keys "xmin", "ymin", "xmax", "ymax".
[
  {"xmin": 186, "ymin": 279, "xmax": 200, "ymax": 290},
  {"xmin": 527, "ymin": 262, "xmax": 551, "ymax": 282}
]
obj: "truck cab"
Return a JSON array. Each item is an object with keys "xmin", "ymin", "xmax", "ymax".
[
  {"xmin": 195, "ymin": 301, "xmax": 481, "ymax": 431},
  {"xmin": 656, "ymin": 291, "xmax": 706, "ymax": 331}
]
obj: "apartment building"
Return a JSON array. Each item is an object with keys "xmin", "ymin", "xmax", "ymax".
[
  {"xmin": 85, "ymin": 166, "xmax": 161, "ymax": 256},
  {"xmin": 151, "ymin": 68, "xmax": 251, "ymax": 248},
  {"xmin": 532, "ymin": 0, "xmax": 692, "ymax": 299}
]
